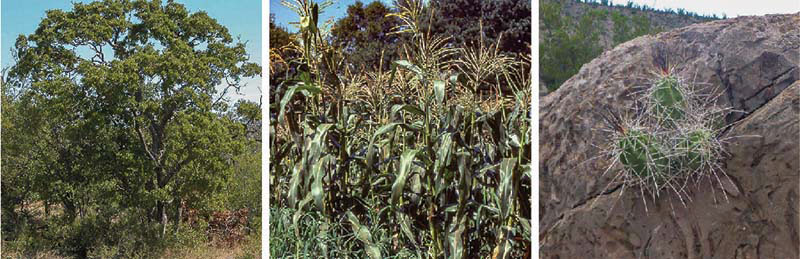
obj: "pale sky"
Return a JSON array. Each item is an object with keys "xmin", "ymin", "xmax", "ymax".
[{"xmin": 623, "ymin": 0, "xmax": 800, "ymax": 17}]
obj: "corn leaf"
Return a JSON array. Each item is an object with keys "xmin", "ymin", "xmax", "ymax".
[
  {"xmin": 391, "ymin": 149, "xmax": 419, "ymax": 207},
  {"xmin": 433, "ymin": 80, "xmax": 446, "ymax": 105}
]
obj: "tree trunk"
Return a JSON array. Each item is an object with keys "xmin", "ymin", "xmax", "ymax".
[
  {"xmin": 175, "ymin": 197, "xmax": 182, "ymax": 235},
  {"xmin": 159, "ymin": 201, "xmax": 167, "ymax": 237},
  {"xmin": 61, "ymin": 195, "xmax": 77, "ymax": 220}
]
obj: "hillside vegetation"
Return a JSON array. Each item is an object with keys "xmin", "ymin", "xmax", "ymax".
[{"xmin": 539, "ymin": 0, "xmax": 718, "ymax": 92}]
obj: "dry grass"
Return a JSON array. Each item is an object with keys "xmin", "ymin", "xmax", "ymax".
[{"xmin": 159, "ymin": 241, "xmax": 260, "ymax": 259}]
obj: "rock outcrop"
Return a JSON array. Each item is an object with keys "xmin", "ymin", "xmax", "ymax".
[{"xmin": 540, "ymin": 13, "xmax": 800, "ymax": 258}]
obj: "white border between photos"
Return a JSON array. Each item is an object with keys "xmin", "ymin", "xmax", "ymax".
[
  {"xmin": 262, "ymin": 0, "xmax": 270, "ymax": 258},
  {"xmin": 531, "ymin": 0, "xmax": 540, "ymax": 257}
]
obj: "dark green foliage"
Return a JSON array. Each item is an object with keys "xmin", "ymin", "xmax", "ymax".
[
  {"xmin": 270, "ymin": 14, "xmax": 293, "ymax": 51},
  {"xmin": 2, "ymin": 0, "xmax": 261, "ymax": 256},
  {"xmin": 539, "ymin": 0, "xmax": 713, "ymax": 92},
  {"xmin": 330, "ymin": 1, "xmax": 402, "ymax": 71},
  {"xmin": 270, "ymin": 13, "xmax": 295, "ymax": 79},
  {"xmin": 610, "ymin": 11, "xmax": 632, "ymax": 44},
  {"xmin": 539, "ymin": 2, "xmax": 605, "ymax": 91},
  {"xmin": 611, "ymin": 10, "xmax": 657, "ymax": 45},
  {"xmin": 430, "ymin": 0, "xmax": 531, "ymax": 55},
  {"xmin": 580, "ymin": 0, "xmax": 720, "ymax": 19}
]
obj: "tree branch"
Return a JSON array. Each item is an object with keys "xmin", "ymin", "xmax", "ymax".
[
  {"xmin": 134, "ymin": 119, "xmax": 158, "ymax": 162},
  {"xmin": 164, "ymin": 143, "xmax": 196, "ymax": 185}
]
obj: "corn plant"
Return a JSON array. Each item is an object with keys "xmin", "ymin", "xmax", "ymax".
[{"xmin": 270, "ymin": 0, "xmax": 531, "ymax": 258}]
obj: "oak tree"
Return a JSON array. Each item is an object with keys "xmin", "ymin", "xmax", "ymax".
[{"xmin": 4, "ymin": 0, "xmax": 260, "ymax": 242}]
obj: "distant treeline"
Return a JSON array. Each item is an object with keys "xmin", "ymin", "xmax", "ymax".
[
  {"xmin": 579, "ymin": 0, "xmax": 727, "ymax": 19},
  {"xmin": 539, "ymin": 0, "xmax": 717, "ymax": 92}
]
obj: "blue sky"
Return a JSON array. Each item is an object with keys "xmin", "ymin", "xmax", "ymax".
[{"xmin": 1, "ymin": 0, "xmax": 262, "ymax": 103}]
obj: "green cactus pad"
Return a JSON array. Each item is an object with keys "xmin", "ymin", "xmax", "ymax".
[
  {"xmin": 680, "ymin": 129, "xmax": 713, "ymax": 170},
  {"xmin": 618, "ymin": 129, "xmax": 669, "ymax": 180},
  {"xmin": 652, "ymin": 76, "xmax": 685, "ymax": 123}
]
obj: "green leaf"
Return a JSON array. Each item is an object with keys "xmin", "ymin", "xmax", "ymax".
[
  {"xmin": 288, "ymin": 162, "xmax": 304, "ymax": 208},
  {"xmin": 391, "ymin": 149, "xmax": 419, "ymax": 207},
  {"xmin": 449, "ymin": 72, "xmax": 468, "ymax": 86},
  {"xmin": 434, "ymin": 133, "xmax": 453, "ymax": 173},
  {"xmin": 508, "ymin": 133, "xmax": 521, "ymax": 148},
  {"xmin": 292, "ymin": 193, "xmax": 314, "ymax": 236},
  {"xmin": 498, "ymin": 158, "xmax": 516, "ymax": 220},
  {"xmin": 372, "ymin": 123, "xmax": 401, "ymax": 141},
  {"xmin": 309, "ymin": 123, "xmax": 334, "ymax": 161},
  {"xmin": 278, "ymin": 82, "xmax": 321, "ymax": 123},
  {"xmin": 448, "ymin": 215, "xmax": 466, "ymax": 259},
  {"xmin": 367, "ymin": 123, "xmax": 400, "ymax": 169},
  {"xmin": 388, "ymin": 63, "xmax": 398, "ymax": 88},
  {"xmin": 397, "ymin": 212, "xmax": 418, "ymax": 246},
  {"xmin": 519, "ymin": 217, "xmax": 531, "ymax": 238},
  {"xmin": 366, "ymin": 247, "xmax": 381, "ymax": 259},
  {"xmin": 444, "ymin": 204, "xmax": 459, "ymax": 213},
  {"xmin": 311, "ymin": 155, "xmax": 331, "ymax": 213},
  {"xmin": 346, "ymin": 211, "xmax": 381, "ymax": 259},
  {"xmin": 394, "ymin": 60, "xmax": 423, "ymax": 75},
  {"xmin": 456, "ymin": 152, "xmax": 472, "ymax": 216},
  {"xmin": 433, "ymin": 80, "xmax": 446, "ymax": 105},
  {"xmin": 391, "ymin": 104, "xmax": 424, "ymax": 118}
]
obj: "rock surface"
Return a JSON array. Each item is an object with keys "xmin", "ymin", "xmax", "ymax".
[{"xmin": 540, "ymin": 13, "xmax": 800, "ymax": 258}]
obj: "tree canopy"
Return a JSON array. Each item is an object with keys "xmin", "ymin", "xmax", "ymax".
[
  {"xmin": 431, "ymin": 0, "xmax": 531, "ymax": 55},
  {"xmin": 330, "ymin": 1, "xmax": 402, "ymax": 71},
  {"xmin": 2, "ymin": 0, "xmax": 261, "ymax": 256}
]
